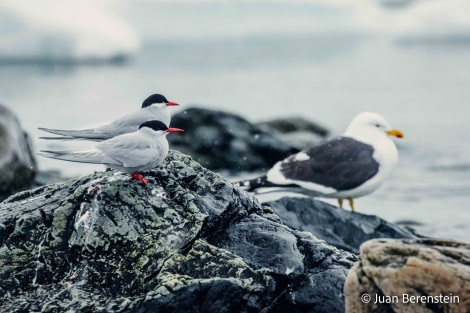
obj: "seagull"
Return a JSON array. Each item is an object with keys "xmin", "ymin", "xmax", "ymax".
[
  {"xmin": 38, "ymin": 94, "xmax": 179, "ymax": 141},
  {"xmin": 235, "ymin": 112, "xmax": 404, "ymax": 212},
  {"xmin": 38, "ymin": 120, "xmax": 184, "ymax": 184}
]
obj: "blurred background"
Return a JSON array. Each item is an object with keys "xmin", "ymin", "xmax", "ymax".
[{"xmin": 1, "ymin": 0, "xmax": 469, "ymax": 240}]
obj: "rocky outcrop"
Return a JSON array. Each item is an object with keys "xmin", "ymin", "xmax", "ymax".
[
  {"xmin": 0, "ymin": 104, "xmax": 36, "ymax": 201},
  {"xmin": 168, "ymin": 107, "xmax": 315, "ymax": 172},
  {"xmin": 0, "ymin": 150, "xmax": 356, "ymax": 313},
  {"xmin": 344, "ymin": 238, "xmax": 470, "ymax": 313},
  {"xmin": 257, "ymin": 117, "xmax": 329, "ymax": 150},
  {"xmin": 264, "ymin": 197, "xmax": 417, "ymax": 254}
]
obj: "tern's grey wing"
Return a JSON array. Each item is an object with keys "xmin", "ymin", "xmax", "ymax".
[
  {"xmin": 96, "ymin": 133, "xmax": 167, "ymax": 168},
  {"xmin": 38, "ymin": 111, "xmax": 145, "ymax": 140},
  {"xmin": 95, "ymin": 111, "xmax": 144, "ymax": 136},
  {"xmin": 96, "ymin": 106, "xmax": 169, "ymax": 136}
]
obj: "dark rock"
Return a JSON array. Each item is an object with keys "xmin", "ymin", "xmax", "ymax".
[
  {"xmin": 264, "ymin": 197, "xmax": 417, "ymax": 254},
  {"xmin": 0, "ymin": 150, "xmax": 356, "ymax": 313},
  {"xmin": 0, "ymin": 104, "xmax": 37, "ymax": 201},
  {"xmin": 344, "ymin": 238, "xmax": 470, "ymax": 313},
  {"xmin": 168, "ymin": 107, "xmax": 302, "ymax": 172},
  {"xmin": 257, "ymin": 117, "xmax": 329, "ymax": 136},
  {"xmin": 257, "ymin": 117, "xmax": 329, "ymax": 150}
]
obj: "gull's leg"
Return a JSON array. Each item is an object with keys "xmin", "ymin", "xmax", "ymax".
[
  {"xmin": 348, "ymin": 198, "xmax": 355, "ymax": 212},
  {"xmin": 338, "ymin": 198, "xmax": 343, "ymax": 208},
  {"xmin": 131, "ymin": 172, "xmax": 149, "ymax": 185}
]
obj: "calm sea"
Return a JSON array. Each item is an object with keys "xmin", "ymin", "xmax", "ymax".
[{"xmin": 1, "ymin": 2, "xmax": 469, "ymax": 242}]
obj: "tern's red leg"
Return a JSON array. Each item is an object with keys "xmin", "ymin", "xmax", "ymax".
[{"xmin": 131, "ymin": 172, "xmax": 149, "ymax": 185}]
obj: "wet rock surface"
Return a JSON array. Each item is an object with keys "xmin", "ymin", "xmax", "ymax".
[
  {"xmin": 264, "ymin": 197, "xmax": 417, "ymax": 254},
  {"xmin": 344, "ymin": 238, "xmax": 470, "ymax": 313},
  {"xmin": 168, "ymin": 107, "xmax": 310, "ymax": 172},
  {"xmin": 0, "ymin": 104, "xmax": 37, "ymax": 201},
  {"xmin": 0, "ymin": 150, "xmax": 356, "ymax": 313}
]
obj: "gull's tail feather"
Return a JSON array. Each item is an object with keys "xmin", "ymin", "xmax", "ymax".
[
  {"xmin": 38, "ymin": 150, "xmax": 108, "ymax": 164},
  {"xmin": 38, "ymin": 127, "xmax": 107, "ymax": 140},
  {"xmin": 234, "ymin": 175, "xmax": 297, "ymax": 192}
]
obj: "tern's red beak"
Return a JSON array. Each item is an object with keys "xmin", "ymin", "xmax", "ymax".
[
  {"xmin": 166, "ymin": 128, "xmax": 184, "ymax": 133},
  {"xmin": 166, "ymin": 102, "xmax": 180, "ymax": 107}
]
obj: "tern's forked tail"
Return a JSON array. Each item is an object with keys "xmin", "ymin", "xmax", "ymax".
[
  {"xmin": 37, "ymin": 150, "xmax": 107, "ymax": 164},
  {"xmin": 38, "ymin": 127, "xmax": 107, "ymax": 140}
]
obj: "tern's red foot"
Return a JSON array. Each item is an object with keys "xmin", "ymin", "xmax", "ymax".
[{"xmin": 131, "ymin": 172, "xmax": 149, "ymax": 185}]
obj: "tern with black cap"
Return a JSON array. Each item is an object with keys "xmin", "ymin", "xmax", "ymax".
[
  {"xmin": 38, "ymin": 120, "xmax": 184, "ymax": 184},
  {"xmin": 39, "ymin": 94, "xmax": 179, "ymax": 141}
]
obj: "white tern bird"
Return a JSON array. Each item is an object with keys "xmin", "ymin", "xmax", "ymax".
[
  {"xmin": 38, "ymin": 94, "xmax": 179, "ymax": 141},
  {"xmin": 38, "ymin": 120, "xmax": 184, "ymax": 184}
]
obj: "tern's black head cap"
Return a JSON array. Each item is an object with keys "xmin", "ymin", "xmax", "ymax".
[
  {"xmin": 139, "ymin": 120, "xmax": 168, "ymax": 131},
  {"xmin": 141, "ymin": 94, "xmax": 169, "ymax": 108}
]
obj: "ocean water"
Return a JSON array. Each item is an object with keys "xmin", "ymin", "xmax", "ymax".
[{"xmin": 1, "ymin": 2, "xmax": 469, "ymax": 242}]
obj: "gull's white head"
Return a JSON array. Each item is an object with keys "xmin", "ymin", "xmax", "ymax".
[{"xmin": 343, "ymin": 112, "xmax": 404, "ymax": 144}]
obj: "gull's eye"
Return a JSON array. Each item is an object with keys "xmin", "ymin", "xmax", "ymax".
[{"xmin": 375, "ymin": 123, "xmax": 381, "ymax": 128}]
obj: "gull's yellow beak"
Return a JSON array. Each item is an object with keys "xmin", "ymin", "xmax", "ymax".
[{"xmin": 386, "ymin": 129, "xmax": 404, "ymax": 138}]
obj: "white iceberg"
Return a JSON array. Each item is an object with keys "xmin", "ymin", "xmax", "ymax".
[{"xmin": 0, "ymin": 0, "xmax": 140, "ymax": 64}]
